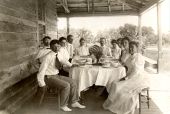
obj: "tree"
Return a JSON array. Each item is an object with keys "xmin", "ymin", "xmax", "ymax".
[
  {"xmin": 142, "ymin": 26, "xmax": 157, "ymax": 45},
  {"xmin": 163, "ymin": 33, "xmax": 170, "ymax": 45},
  {"xmin": 119, "ymin": 24, "xmax": 138, "ymax": 40}
]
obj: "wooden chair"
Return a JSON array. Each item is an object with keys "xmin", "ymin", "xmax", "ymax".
[
  {"xmin": 38, "ymin": 86, "xmax": 61, "ymax": 110},
  {"xmin": 139, "ymin": 87, "xmax": 150, "ymax": 114}
]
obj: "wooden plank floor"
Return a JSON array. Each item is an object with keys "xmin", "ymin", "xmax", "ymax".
[{"xmin": 14, "ymin": 87, "xmax": 169, "ymax": 114}]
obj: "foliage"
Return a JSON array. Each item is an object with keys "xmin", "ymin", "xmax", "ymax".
[
  {"xmin": 142, "ymin": 26, "xmax": 157, "ymax": 45},
  {"xmin": 119, "ymin": 24, "xmax": 138, "ymax": 40},
  {"xmin": 58, "ymin": 23, "xmax": 170, "ymax": 47},
  {"xmin": 162, "ymin": 33, "xmax": 170, "ymax": 45}
]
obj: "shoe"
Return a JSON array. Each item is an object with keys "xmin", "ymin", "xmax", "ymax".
[
  {"xmin": 71, "ymin": 102, "xmax": 86, "ymax": 108},
  {"xmin": 60, "ymin": 106, "xmax": 72, "ymax": 111}
]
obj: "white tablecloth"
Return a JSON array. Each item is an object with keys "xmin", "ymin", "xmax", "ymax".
[{"xmin": 69, "ymin": 65, "xmax": 126, "ymax": 96}]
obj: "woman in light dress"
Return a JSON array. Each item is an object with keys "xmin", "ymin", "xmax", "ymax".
[
  {"xmin": 110, "ymin": 39, "xmax": 121, "ymax": 60},
  {"xmin": 103, "ymin": 41, "xmax": 150, "ymax": 114},
  {"xmin": 75, "ymin": 38, "xmax": 89, "ymax": 56},
  {"xmin": 120, "ymin": 37, "xmax": 131, "ymax": 65}
]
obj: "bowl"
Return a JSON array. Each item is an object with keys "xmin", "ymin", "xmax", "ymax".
[
  {"xmin": 111, "ymin": 62, "xmax": 119, "ymax": 67},
  {"xmin": 102, "ymin": 62, "xmax": 111, "ymax": 67}
]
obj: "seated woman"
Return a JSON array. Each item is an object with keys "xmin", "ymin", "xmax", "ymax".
[
  {"xmin": 120, "ymin": 37, "xmax": 131, "ymax": 65},
  {"xmin": 103, "ymin": 41, "xmax": 150, "ymax": 114},
  {"xmin": 75, "ymin": 38, "xmax": 89, "ymax": 57},
  {"xmin": 110, "ymin": 39, "xmax": 121, "ymax": 60}
]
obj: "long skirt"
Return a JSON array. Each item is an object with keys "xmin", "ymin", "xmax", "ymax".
[{"xmin": 103, "ymin": 74, "xmax": 150, "ymax": 114}]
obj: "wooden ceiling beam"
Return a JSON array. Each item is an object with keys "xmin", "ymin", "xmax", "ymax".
[
  {"xmin": 108, "ymin": 0, "xmax": 111, "ymax": 12},
  {"xmin": 92, "ymin": 0, "xmax": 95, "ymax": 13},
  {"xmin": 139, "ymin": 0, "xmax": 164, "ymax": 14},
  {"xmin": 58, "ymin": 0, "xmax": 70, "ymax": 13},
  {"xmin": 68, "ymin": 3, "xmax": 110, "ymax": 8},
  {"xmin": 118, "ymin": 0, "xmax": 140, "ymax": 10},
  {"xmin": 58, "ymin": 10, "xmax": 138, "ymax": 17},
  {"xmin": 87, "ymin": 0, "xmax": 90, "ymax": 12}
]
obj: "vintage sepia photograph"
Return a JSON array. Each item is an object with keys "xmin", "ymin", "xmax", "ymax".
[{"xmin": 0, "ymin": 0, "xmax": 170, "ymax": 114}]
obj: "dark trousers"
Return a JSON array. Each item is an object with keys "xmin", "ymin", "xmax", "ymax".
[
  {"xmin": 43, "ymin": 75, "xmax": 79, "ymax": 107},
  {"xmin": 58, "ymin": 69, "xmax": 69, "ymax": 77}
]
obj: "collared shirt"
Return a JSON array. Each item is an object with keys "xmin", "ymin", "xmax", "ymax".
[
  {"xmin": 58, "ymin": 47, "xmax": 72, "ymax": 67},
  {"xmin": 120, "ymin": 49, "xmax": 130, "ymax": 64},
  {"xmin": 66, "ymin": 43, "xmax": 74, "ymax": 58},
  {"xmin": 37, "ymin": 51, "xmax": 72, "ymax": 87},
  {"xmin": 36, "ymin": 46, "xmax": 51, "ymax": 63},
  {"xmin": 101, "ymin": 45, "xmax": 112, "ymax": 57},
  {"xmin": 75, "ymin": 46, "xmax": 89, "ymax": 56},
  {"xmin": 111, "ymin": 46, "xmax": 121, "ymax": 59}
]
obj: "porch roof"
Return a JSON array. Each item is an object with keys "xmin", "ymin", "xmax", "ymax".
[{"xmin": 57, "ymin": 0, "xmax": 162, "ymax": 17}]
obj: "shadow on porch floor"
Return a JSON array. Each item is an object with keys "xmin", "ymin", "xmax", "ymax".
[{"xmin": 14, "ymin": 86, "xmax": 164, "ymax": 114}]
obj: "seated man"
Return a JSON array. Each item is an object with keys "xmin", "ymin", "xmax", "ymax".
[
  {"xmin": 99, "ymin": 37, "xmax": 112, "ymax": 57},
  {"xmin": 36, "ymin": 36, "xmax": 51, "ymax": 64},
  {"xmin": 58, "ymin": 37, "xmax": 71, "ymax": 76},
  {"xmin": 66, "ymin": 35, "xmax": 74, "ymax": 62},
  {"xmin": 37, "ymin": 40, "xmax": 85, "ymax": 111}
]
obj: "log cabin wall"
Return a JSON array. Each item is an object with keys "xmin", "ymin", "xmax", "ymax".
[
  {"xmin": 45, "ymin": 0, "xmax": 58, "ymax": 39},
  {"xmin": 0, "ymin": 0, "xmax": 58, "ymax": 113}
]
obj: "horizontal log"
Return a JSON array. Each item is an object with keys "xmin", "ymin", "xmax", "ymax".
[
  {"xmin": 46, "ymin": 31, "xmax": 58, "ymax": 36},
  {"xmin": 0, "ymin": 51, "xmax": 37, "ymax": 69},
  {"xmin": 46, "ymin": 14, "xmax": 57, "ymax": 22},
  {"xmin": 0, "ymin": 20, "xmax": 37, "ymax": 33},
  {"xmin": 46, "ymin": 9, "xmax": 57, "ymax": 19},
  {"xmin": 9, "ymin": 85, "xmax": 37, "ymax": 113},
  {"xmin": 0, "ymin": 11, "xmax": 37, "ymax": 28},
  {"xmin": 0, "ymin": 74, "xmax": 37, "ymax": 106},
  {"xmin": 0, "ymin": 60, "xmax": 37, "ymax": 93},
  {"xmin": 0, "ymin": 5, "xmax": 37, "ymax": 22},
  {"xmin": 0, "ymin": 32, "xmax": 37, "ymax": 42},
  {"xmin": 46, "ymin": 25, "xmax": 58, "ymax": 32},
  {"xmin": 0, "ymin": 0, "xmax": 37, "ymax": 15},
  {"xmin": 46, "ymin": 18, "xmax": 57, "ymax": 26},
  {"xmin": 0, "ymin": 40, "xmax": 37, "ymax": 52},
  {"xmin": 46, "ymin": 2, "xmax": 56, "ymax": 10}
]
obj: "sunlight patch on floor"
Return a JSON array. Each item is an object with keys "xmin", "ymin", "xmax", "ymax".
[{"xmin": 149, "ymin": 72, "xmax": 170, "ymax": 114}]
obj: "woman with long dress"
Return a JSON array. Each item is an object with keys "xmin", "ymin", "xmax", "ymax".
[
  {"xmin": 120, "ymin": 37, "xmax": 131, "ymax": 65},
  {"xmin": 103, "ymin": 41, "xmax": 150, "ymax": 114},
  {"xmin": 75, "ymin": 38, "xmax": 89, "ymax": 56}
]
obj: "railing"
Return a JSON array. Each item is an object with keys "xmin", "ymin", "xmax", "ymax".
[{"xmin": 144, "ymin": 56, "xmax": 158, "ymax": 73}]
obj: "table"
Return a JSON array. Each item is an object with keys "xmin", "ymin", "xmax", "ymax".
[{"xmin": 69, "ymin": 65, "xmax": 126, "ymax": 96}]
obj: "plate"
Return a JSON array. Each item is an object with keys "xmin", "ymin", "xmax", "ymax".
[
  {"xmin": 79, "ymin": 65, "xmax": 92, "ymax": 68},
  {"xmin": 102, "ymin": 65, "xmax": 110, "ymax": 68}
]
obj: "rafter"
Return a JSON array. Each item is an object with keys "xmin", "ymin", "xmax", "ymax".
[
  {"xmin": 58, "ymin": 10, "xmax": 138, "ymax": 17},
  {"xmin": 92, "ymin": 0, "xmax": 95, "ymax": 13},
  {"xmin": 118, "ymin": 0, "xmax": 140, "ymax": 10},
  {"xmin": 107, "ymin": 0, "xmax": 111, "ymax": 12},
  {"xmin": 59, "ymin": 0, "xmax": 70, "ymax": 13},
  {"xmin": 139, "ymin": 0, "xmax": 164, "ymax": 14},
  {"xmin": 87, "ymin": 0, "xmax": 90, "ymax": 12}
]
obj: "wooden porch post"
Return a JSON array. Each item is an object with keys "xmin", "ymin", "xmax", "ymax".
[
  {"xmin": 138, "ymin": 14, "xmax": 143, "ymax": 54},
  {"xmin": 157, "ymin": 1, "xmax": 162, "ymax": 73},
  {"xmin": 67, "ymin": 16, "xmax": 70, "ymax": 36},
  {"xmin": 138, "ymin": 14, "xmax": 142, "ymax": 37}
]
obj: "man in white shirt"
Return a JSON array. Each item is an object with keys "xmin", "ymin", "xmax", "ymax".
[
  {"xmin": 75, "ymin": 38, "xmax": 89, "ymax": 56},
  {"xmin": 99, "ymin": 37, "xmax": 112, "ymax": 57},
  {"xmin": 66, "ymin": 35, "xmax": 74, "ymax": 62},
  {"xmin": 37, "ymin": 40, "xmax": 85, "ymax": 111},
  {"xmin": 58, "ymin": 37, "xmax": 71, "ymax": 76},
  {"xmin": 36, "ymin": 36, "xmax": 51, "ymax": 63}
]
